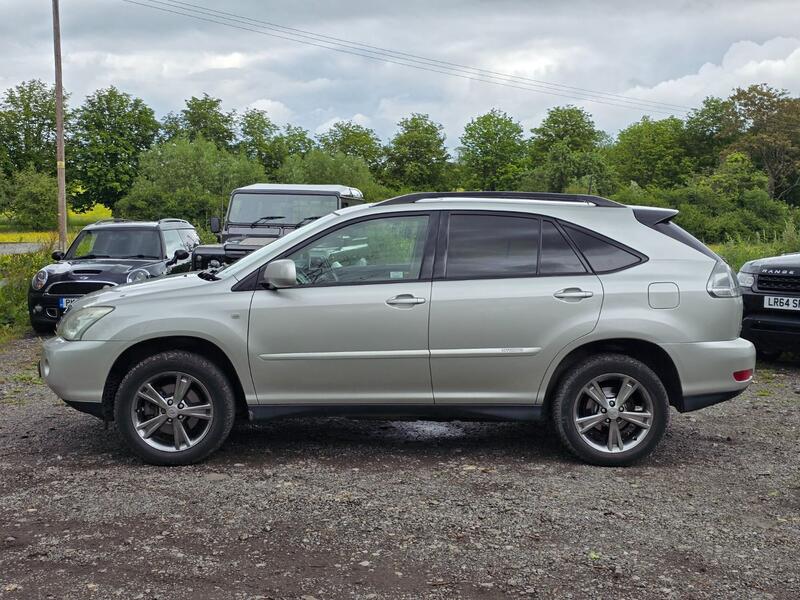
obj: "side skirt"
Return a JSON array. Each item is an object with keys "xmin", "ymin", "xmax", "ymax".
[{"xmin": 248, "ymin": 404, "xmax": 545, "ymax": 423}]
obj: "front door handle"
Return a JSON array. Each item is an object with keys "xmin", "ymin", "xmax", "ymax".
[
  {"xmin": 386, "ymin": 294, "xmax": 427, "ymax": 307},
  {"xmin": 554, "ymin": 288, "xmax": 594, "ymax": 300}
]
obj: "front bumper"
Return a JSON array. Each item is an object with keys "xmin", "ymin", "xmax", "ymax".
[
  {"xmin": 40, "ymin": 336, "xmax": 124, "ymax": 406},
  {"xmin": 741, "ymin": 312, "xmax": 800, "ymax": 352},
  {"xmin": 28, "ymin": 289, "xmax": 73, "ymax": 324},
  {"xmin": 660, "ymin": 337, "xmax": 755, "ymax": 411}
]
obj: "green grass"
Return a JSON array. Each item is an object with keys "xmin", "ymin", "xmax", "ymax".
[{"xmin": 0, "ymin": 204, "xmax": 111, "ymax": 243}]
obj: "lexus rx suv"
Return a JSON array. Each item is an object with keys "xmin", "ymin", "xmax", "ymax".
[{"xmin": 39, "ymin": 192, "xmax": 755, "ymax": 466}]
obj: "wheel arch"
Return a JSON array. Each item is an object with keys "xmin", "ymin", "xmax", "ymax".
[
  {"xmin": 102, "ymin": 336, "xmax": 248, "ymax": 421},
  {"xmin": 542, "ymin": 338, "xmax": 682, "ymax": 414}
]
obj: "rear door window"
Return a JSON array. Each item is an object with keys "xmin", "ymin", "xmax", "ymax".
[
  {"xmin": 445, "ymin": 214, "xmax": 539, "ymax": 279},
  {"xmin": 564, "ymin": 225, "xmax": 643, "ymax": 273},
  {"xmin": 539, "ymin": 221, "xmax": 587, "ymax": 275}
]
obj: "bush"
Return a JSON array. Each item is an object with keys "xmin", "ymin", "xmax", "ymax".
[
  {"xmin": 0, "ymin": 245, "xmax": 53, "ymax": 338},
  {"xmin": 116, "ymin": 136, "xmax": 265, "ymax": 224},
  {"xmin": 7, "ymin": 168, "xmax": 58, "ymax": 230}
]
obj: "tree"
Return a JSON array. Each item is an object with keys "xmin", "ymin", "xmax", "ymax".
[
  {"xmin": 384, "ymin": 113, "xmax": 449, "ymax": 189},
  {"xmin": 459, "ymin": 109, "xmax": 526, "ymax": 190},
  {"xmin": 317, "ymin": 121, "xmax": 384, "ymax": 171},
  {"xmin": 0, "ymin": 80, "xmax": 64, "ymax": 175},
  {"xmin": 238, "ymin": 110, "xmax": 315, "ymax": 179},
  {"xmin": 728, "ymin": 84, "xmax": 800, "ymax": 202},
  {"xmin": 608, "ymin": 116, "xmax": 694, "ymax": 188},
  {"xmin": 70, "ymin": 87, "xmax": 159, "ymax": 212},
  {"xmin": 116, "ymin": 137, "xmax": 264, "ymax": 223},
  {"xmin": 6, "ymin": 167, "xmax": 58, "ymax": 230},
  {"xmin": 529, "ymin": 105, "xmax": 604, "ymax": 159},
  {"xmin": 160, "ymin": 94, "xmax": 236, "ymax": 150},
  {"xmin": 684, "ymin": 96, "xmax": 740, "ymax": 171},
  {"xmin": 275, "ymin": 149, "xmax": 392, "ymax": 201}
]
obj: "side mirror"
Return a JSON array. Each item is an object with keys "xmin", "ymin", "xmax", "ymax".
[
  {"xmin": 209, "ymin": 217, "xmax": 221, "ymax": 234},
  {"xmin": 167, "ymin": 248, "xmax": 190, "ymax": 266},
  {"xmin": 261, "ymin": 259, "xmax": 296, "ymax": 289},
  {"xmin": 52, "ymin": 251, "xmax": 65, "ymax": 261}
]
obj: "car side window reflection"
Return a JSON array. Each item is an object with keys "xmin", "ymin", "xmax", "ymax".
[{"xmin": 285, "ymin": 215, "xmax": 430, "ymax": 286}]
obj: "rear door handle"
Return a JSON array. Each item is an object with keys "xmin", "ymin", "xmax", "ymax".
[
  {"xmin": 554, "ymin": 288, "xmax": 594, "ymax": 300},
  {"xmin": 386, "ymin": 294, "xmax": 427, "ymax": 307}
]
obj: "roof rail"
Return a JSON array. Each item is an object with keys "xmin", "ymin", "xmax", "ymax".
[
  {"xmin": 158, "ymin": 218, "xmax": 190, "ymax": 224},
  {"xmin": 378, "ymin": 191, "xmax": 623, "ymax": 208},
  {"xmin": 92, "ymin": 218, "xmax": 132, "ymax": 224}
]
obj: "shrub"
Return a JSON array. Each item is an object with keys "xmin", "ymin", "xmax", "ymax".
[
  {"xmin": 7, "ymin": 168, "xmax": 58, "ymax": 230},
  {"xmin": 0, "ymin": 245, "xmax": 54, "ymax": 338}
]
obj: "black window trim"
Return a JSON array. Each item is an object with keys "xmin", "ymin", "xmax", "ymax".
[
  {"xmin": 235, "ymin": 210, "xmax": 441, "ymax": 291},
  {"xmin": 433, "ymin": 210, "xmax": 593, "ymax": 282},
  {"xmin": 558, "ymin": 219, "xmax": 649, "ymax": 274}
]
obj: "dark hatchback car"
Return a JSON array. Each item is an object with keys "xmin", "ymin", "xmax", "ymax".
[
  {"xmin": 29, "ymin": 219, "xmax": 199, "ymax": 332},
  {"xmin": 738, "ymin": 252, "xmax": 800, "ymax": 359}
]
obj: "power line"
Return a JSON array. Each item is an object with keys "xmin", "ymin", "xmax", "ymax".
[
  {"xmin": 164, "ymin": 0, "xmax": 693, "ymax": 113},
  {"xmin": 120, "ymin": 0, "xmax": 686, "ymax": 116}
]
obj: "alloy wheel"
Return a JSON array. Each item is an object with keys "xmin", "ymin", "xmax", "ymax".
[
  {"xmin": 131, "ymin": 371, "xmax": 214, "ymax": 453},
  {"xmin": 572, "ymin": 373, "xmax": 654, "ymax": 454}
]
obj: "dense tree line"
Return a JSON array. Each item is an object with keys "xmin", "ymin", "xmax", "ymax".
[{"xmin": 1, "ymin": 79, "xmax": 799, "ymax": 242}]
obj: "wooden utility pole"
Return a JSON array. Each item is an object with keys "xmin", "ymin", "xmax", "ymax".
[{"xmin": 51, "ymin": 0, "xmax": 68, "ymax": 251}]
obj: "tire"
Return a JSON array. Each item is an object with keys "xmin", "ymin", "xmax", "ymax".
[
  {"xmin": 114, "ymin": 350, "xmax": 236, "ymax": 465},
  {"xmin": 31, "ymin": 321, "xmax": 53, "ymax": 335},
  {"xmin": 551, "ymin": 353, "xmax": 670, "ymax": 467},
  {"xmin": 756, "ymin": 347, "xmax": 782, "ymax": 362}
]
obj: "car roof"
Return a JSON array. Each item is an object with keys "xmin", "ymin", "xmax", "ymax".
[
  {"xmin": 82, "ymin": 219, "xmax": 194, "ymax": 231},
  {"xmin": 234, "ymin": 183, "xmax": 364, "ymax": 198}
]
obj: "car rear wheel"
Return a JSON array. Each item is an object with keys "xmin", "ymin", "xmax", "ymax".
[
  {"xmin": 114, "ymin": 351, "xmax": 236, "ymax": 465},
  {"xmin": 552, "ymin": 353, "xmax": 670, "ymax": 466}
]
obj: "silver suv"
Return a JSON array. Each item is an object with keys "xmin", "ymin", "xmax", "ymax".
[{"xmin": 40, "ymin": 192, "xmax": 755, "ymax": 466}]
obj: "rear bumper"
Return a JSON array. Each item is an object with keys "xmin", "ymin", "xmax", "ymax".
[{"xmin": 660, "ymin": 338, "xmax": 755, "ymax": 410}]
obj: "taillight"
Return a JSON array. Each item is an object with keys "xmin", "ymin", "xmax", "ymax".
[
  {"xmin": 733, "ymin": 369, "xmax": 753, "ymax": 382},
  {"xmin": 707, "ymin": 261, "xmax": 741, "ymax": 298}
]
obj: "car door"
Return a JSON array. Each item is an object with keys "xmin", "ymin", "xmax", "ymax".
[
  {"xmin": 429, "ymin": 212, "xmax": 603, "ymax": 404},
  {"xmin": 248, "ymin": 211, "xmax": 437, "ymax": 404}
]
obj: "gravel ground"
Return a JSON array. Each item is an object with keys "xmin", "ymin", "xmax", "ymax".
[{"xmin": 0, "ymin": 335, "xmax": 798, "ymax": 599}]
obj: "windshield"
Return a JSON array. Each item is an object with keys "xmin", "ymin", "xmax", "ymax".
[
  {"xmin": 227, "ymin": 193, "xmax": 338, "ymax": 225},
  {"xmin": 66, "ymin": 229, "xmax": 162, "ymax": 260}
]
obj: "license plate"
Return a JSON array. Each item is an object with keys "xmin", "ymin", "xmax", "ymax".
[
  {"xmin": 764, "ymin": 296, "xmax": 800, "ymax": 311},
  {"xmin": 58, "ymin": 297, "xmax": 77, "ymax": 310}
]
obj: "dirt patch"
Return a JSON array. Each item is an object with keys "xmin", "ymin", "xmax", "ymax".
[{"xmin": 1, "ymin": 336, "xmax": 798, "ymax": 599}]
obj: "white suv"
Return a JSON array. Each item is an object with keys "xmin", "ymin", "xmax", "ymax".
[{"xmin": 40, "ymin": 192, "xmax": 755, "ymax": 466}]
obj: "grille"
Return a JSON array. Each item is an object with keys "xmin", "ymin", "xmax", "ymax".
[
  {"xmin": 47, "ymin": 281, "xmax": 115, "ymax": 295},
  {"xmin": 757, "ymin": 274, "xmax": 800, "ymax": 294}
]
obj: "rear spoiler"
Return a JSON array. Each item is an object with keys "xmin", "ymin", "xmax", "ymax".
[{"xmin": 632, "ymin": 206, "xmax": 679, "ymax": 227}]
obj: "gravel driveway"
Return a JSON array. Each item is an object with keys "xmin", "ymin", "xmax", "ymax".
[{"xmin": 1, "ymin": 336, "xmax": 798, "ymax": 599}]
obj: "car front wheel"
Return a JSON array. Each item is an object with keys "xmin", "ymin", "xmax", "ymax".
[
  {"xmin": 552, "ymin": 353, "xmax": 670, "ymax": 466},
  {"xmin": 114, "ymin": 350, "xmax": 236, "ymax": 465}
]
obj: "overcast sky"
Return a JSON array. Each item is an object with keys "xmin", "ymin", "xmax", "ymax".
[{"xmin": 2, "ymin": 0, "xmax": 799, "ymax": 146}]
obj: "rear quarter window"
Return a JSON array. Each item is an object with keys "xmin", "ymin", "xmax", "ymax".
[{"xmin": 563, "ymin": 224, "xmax": 644, "ymax": 273}]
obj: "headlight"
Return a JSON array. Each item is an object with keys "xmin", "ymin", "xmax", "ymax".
[
  {"xmin": 57, "ymin": 306, "xmax": 114, "ymax": 341},
  {"xmin": 32, "ymin": 269, "xmax": 48, "ymax": 290},
  {"xmin": 126, "ymin": 268, "xmax": 150, "ymax": 283},
  {"xmin": 737, "ymin": 271, "xmax": 755, "ymax": 289},
  {"xmin": 707, "ymin": 261, "xmax": 742, "ymax": 298}
]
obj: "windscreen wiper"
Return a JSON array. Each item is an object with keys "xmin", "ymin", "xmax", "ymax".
[
  {"xmin": 250, "ymin": 215, "xmax": 285, "ymax": 228},
  {"xmin": 74, "ymin": 254, "xmax": 110, "ymax": 259},
  {"xmin": 295, "ymin": 216, "xmax": 323, "ymax": 227},
  {"xmin": 197, "ymin": 270, "xmax": 220, "ymax": 281}
]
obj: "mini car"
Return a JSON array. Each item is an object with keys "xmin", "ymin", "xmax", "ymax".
[{"xmin": 29, "ymin": 218, "xmax": 199, "ymax": 332}]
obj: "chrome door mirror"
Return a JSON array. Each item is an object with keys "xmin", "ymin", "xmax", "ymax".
[{"xmin": 262, "ymin": 259, "xmax": 296, "ymax": 289}]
